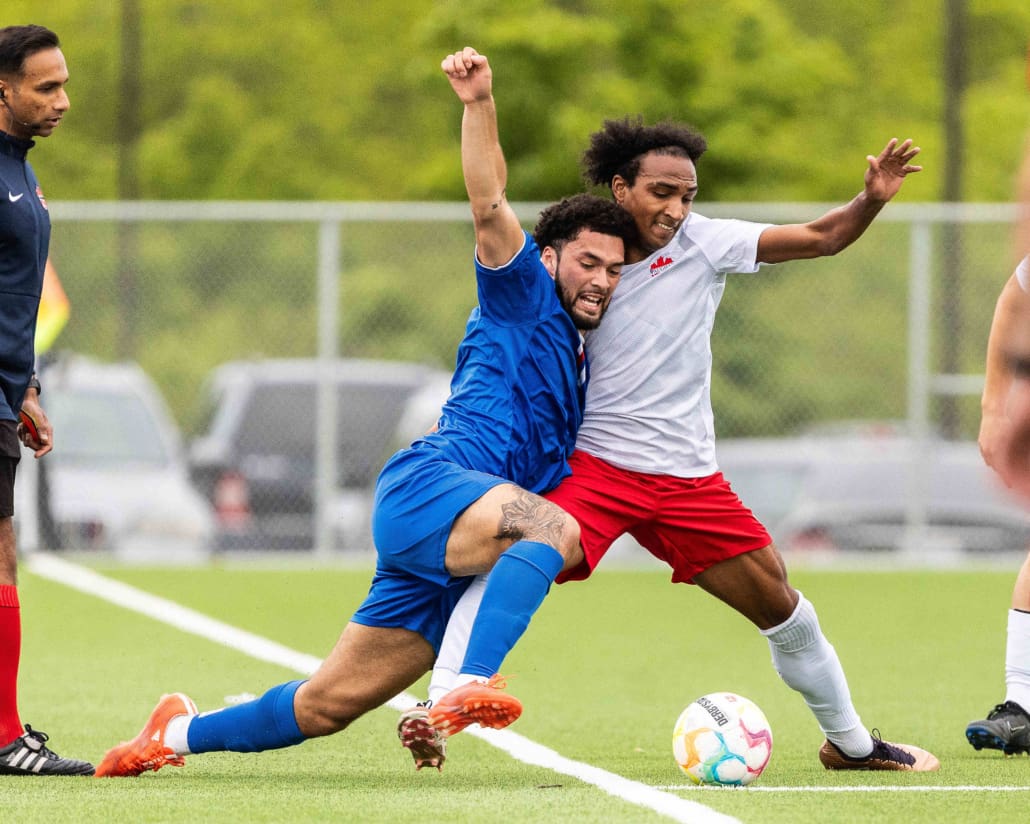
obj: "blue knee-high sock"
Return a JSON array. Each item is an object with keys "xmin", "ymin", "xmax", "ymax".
[
  {"xmin": 187, "ymin": 680, "xmax": 307, "ymax": 754},
  {"xmin": 460, "ymin": 541, "xmax": 563, "ymax": 679}
]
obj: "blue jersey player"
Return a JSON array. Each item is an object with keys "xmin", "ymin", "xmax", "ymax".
[{"xmin": 95, "ymin": 46, "xmax": 633, "ymax": 777}]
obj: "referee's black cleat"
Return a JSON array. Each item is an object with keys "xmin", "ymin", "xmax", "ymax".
[
  {"xmin": 966, "ymin": 701, "xmax": 1030, "ymax": 755},
  {"xmin": 0, "ymin": 725, "xmax": 94, "ymax": 775}
]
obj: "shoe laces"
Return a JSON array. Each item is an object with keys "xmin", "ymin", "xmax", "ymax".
[
  {"xmin": 869, "ymin": 729, "xmax": 915, "ymax": 766},
  {"xmin": 987, "ymin": 701, "xmax": 1030, "ymax": 721},
  {"xmin": 21, "ymin": 725, "xmax": 58, "ymax": 760}
]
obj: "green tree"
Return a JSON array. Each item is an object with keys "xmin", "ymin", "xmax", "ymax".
[
  {"xmin": 6, "ymin": 0, "xmax": 1030, "ymax": 436},
  {"xmin": 10, "ymin": 0, "xmax": 1030, "ymax": 202}
]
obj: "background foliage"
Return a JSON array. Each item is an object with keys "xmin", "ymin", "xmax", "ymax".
[
  {"xmin": 3, "ymin": 2, "xmax": 1030, "ymax": 438},
  {"xmin": 7, "ymin": 0, "xmax": 1030, "ymax": 203}
]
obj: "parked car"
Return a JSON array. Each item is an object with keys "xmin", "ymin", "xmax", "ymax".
[
  {"xmin": 390, "ymin": 371, "xmax": 454, "ymax": 450},
  {"xmin": 715, "ymin": 431, "xmax": 1030, "ymax": 555},
  {"xmin": 18, "ymin": 354, "xmax": 215, "ymax": 560},
  {"xmin": 187, "ymin": 358, "xmax": 452, "ymax": 551}
]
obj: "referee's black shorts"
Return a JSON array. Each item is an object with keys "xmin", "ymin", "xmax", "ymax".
[{"xmin": 0, "ymin": 419, "xmax": 22, "ymax": 518}]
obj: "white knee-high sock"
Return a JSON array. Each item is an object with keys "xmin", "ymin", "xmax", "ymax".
[
  {"xmin": 762, "ymin": 593, "xmax": 872, "ymax": 757},
  {"xmin": 427, "ymin": 574, "xmax": 487, "ymax": 704},
  {"xmin": 1005, "ymin": 609, "xmax": 1030, "ymax": 711}
]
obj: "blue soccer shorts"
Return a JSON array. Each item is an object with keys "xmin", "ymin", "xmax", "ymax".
[{"xmin": 352, "ymin": 442, "xmax": 507, "ymax": 653}]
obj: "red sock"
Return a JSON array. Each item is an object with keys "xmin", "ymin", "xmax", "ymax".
[{"xmin": 0, "ymin": 584, "xmax": 23, "ymax": 746}]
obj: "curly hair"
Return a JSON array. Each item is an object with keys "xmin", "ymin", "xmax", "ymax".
[
  {"xmin": 582, "ymin": 116, "xmax": 707, "ymax": 189},
  {"xmin": 532, "ymin": 193, "xmax": 636, "ymax": 251},
  {"xmin": 0, "ymin": 25, "xmax": 59, "ymax": 77}
]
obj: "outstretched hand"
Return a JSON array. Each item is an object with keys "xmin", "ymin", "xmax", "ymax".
[
  {"xmin": 441, "ymin": 47, "xmax": 492, "ymax": 104},
  {"xmin": 864, "ymin": 138, "xmax": 922, "ymax": 202}
]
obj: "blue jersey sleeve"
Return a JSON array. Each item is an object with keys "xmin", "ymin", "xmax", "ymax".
[{"xmin": 474, "ymin": 232, "xmax": 552, "ymax": 326}]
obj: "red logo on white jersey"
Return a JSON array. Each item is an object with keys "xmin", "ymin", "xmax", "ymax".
[
  {"xmin": 649, "ymin": 255, "xmax": 673, "ymax": 277},
  {"xmin": 35, "ymin": 185, "xmax": 47, "ymax": 210}
]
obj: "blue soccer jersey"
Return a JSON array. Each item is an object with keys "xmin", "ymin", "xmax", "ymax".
[
  {"xmin": 420, "ymin": 232, "xmax": 583, "ymax": 493},
  {"xmin": 359, "ymin": 232, "xmax": 586, "ymax": 650}
]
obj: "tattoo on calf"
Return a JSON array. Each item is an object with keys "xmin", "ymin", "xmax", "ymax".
[{"xmin": 496, "ymin": 489, "xmax": 565, "ymax": 546}]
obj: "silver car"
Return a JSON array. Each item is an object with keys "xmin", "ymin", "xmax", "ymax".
[
  {"xmin": 715, "ymin": 429, "xmax": 1030, "ymax": 555},
  {"xmin": 187, "ymin": 358, "xmax": 452, "ymax": 552},
  {"xmin": 18, "ymin": 355, "xmax": 215, "ymax": 561}
]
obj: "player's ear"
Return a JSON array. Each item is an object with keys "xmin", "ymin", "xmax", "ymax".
[
  {"xmin": 540, "ymin": 245, "xmax": 558, "ymax": 279},
  {"xmin": 611, "ymin": 175, "xmax": 628, "ymax": 206}
]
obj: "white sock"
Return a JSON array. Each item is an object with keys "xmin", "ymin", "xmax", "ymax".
[
  {"xmin": 164, "ymin": 714, "xmax": 192, "ymax": 756},
  {"xmin": 452, "ymin": 673, "xmax": 488, "ymax": 689},
  {"xmin": 427, "ymin": 574, "xmax": 487, "ymax": 704},
  {"xmin": 1005, "ymin": 609, "xmax": 1030, "ymax": 712},
  {"xmin": 762, "ymin": 593, "xmax": 871, "ymax": 758}
]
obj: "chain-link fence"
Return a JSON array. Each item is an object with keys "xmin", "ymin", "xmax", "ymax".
[{"xmin": 18, "ymin": 200, "xmax": 1026, "ymax": 562}]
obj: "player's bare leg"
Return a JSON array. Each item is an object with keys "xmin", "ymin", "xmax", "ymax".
[
  {"xmin": 294, "ymin": 623, "xmax": 435, "ymax": 737},
  {"xmin": 695, "ymin": 544, "xmax": 938, "ymax": 771},
  {"xmin": 98, "ymin": 623, "xmax": 435, "ymax": 777}
]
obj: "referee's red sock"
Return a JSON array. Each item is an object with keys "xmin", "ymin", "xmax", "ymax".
[{"xmin": 0, "ymin": 584, "xmax": 24, "ymax": 747}]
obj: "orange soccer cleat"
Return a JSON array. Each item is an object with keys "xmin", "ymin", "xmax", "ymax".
[
  {"xmin": 427, "ymin": 675, "xmax": 522, "ymax": 737},
  {"xmin": 95, "ymin": 693, "xmax": 198, "ymax": 778}
]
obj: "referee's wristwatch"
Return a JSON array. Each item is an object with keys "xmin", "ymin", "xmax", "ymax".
[{"xmin": 27, "ymin": 374, "xmax": 41, "ymax": 396}]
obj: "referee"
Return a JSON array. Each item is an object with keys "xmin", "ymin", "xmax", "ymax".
[{"xmin": 0, "ymin": 24, "xmax": 92, "ymax": 776}]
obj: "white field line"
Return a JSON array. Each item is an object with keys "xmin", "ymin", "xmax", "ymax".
[
  {"xmin": 28, "ymin": 553, "xmax": 739, "ymax": 824},
  {"xmin": 659, "ymin": 785, "xmax": 1030, "ymax": 793}
]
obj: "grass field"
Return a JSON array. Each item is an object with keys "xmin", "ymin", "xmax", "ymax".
[{"xmin": 5, "ymin": 555, "xmax": 1029, "ymax": 823}]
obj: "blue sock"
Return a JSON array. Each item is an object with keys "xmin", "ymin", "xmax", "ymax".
[
  {"xmin": 460, "ymin": 541, "xmax": 563, "ymax": 678},
  {"xmin": 187, "ymin": 680, "xmax": 307, "ymax": 754}
]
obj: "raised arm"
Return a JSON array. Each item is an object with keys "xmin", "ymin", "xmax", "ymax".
[
  {"xmin": 757, "ymin": 138, "xmax": 922, "ymax": 264},
  {"xmin": 441, "ymin": 47, "xmax": 524, "ymax": 268}
]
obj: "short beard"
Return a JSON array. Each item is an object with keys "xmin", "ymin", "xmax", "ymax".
[{"xmin": 554, "ymin": 271, "xmax": 602, "ymax": 331}]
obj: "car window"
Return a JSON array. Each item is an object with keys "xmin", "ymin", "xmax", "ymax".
[
  {"xmin": 235, "ymin": 383, "xmax": 313, "ymax": 458},
  {"xmin": 233, "ymin": 379, "xmax": 422, "ymax": 487},
  {"xmin": 336, "ymin": 382, "xmax": 417, "ymax": 486},
  {"xmin": 47, "ymin": 390, "xmax": 171, "ymax": 467},
  {"xmin": 189, "ymin": 378, "xmax": 227, "ymax": 440}
]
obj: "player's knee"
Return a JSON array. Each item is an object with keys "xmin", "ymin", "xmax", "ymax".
[
  {"xmin": 556, "ymin": 510, "xmax": 582, "ymax": 564},
  {"xmin": 523, "ymin": 501, "xmax": 578, "ymax": 551},
  {"xmin": 294, "ymin": 682, "xmax": 359, "ymax": 737}
]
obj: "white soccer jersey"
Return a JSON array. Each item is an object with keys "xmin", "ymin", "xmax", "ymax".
[{"xmin": 575, "ymin": 212, "xmax": 772, "ymax": 477}]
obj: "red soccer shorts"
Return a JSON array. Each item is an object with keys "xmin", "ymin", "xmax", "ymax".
[{"xmin": 544, "ymin": 450, "xmax": 772, "ymax": 585}]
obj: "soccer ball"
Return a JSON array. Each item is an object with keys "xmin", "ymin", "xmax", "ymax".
[{"xmin": 672, "ymin": 692, "xmax": 773, "ymax": 786}]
